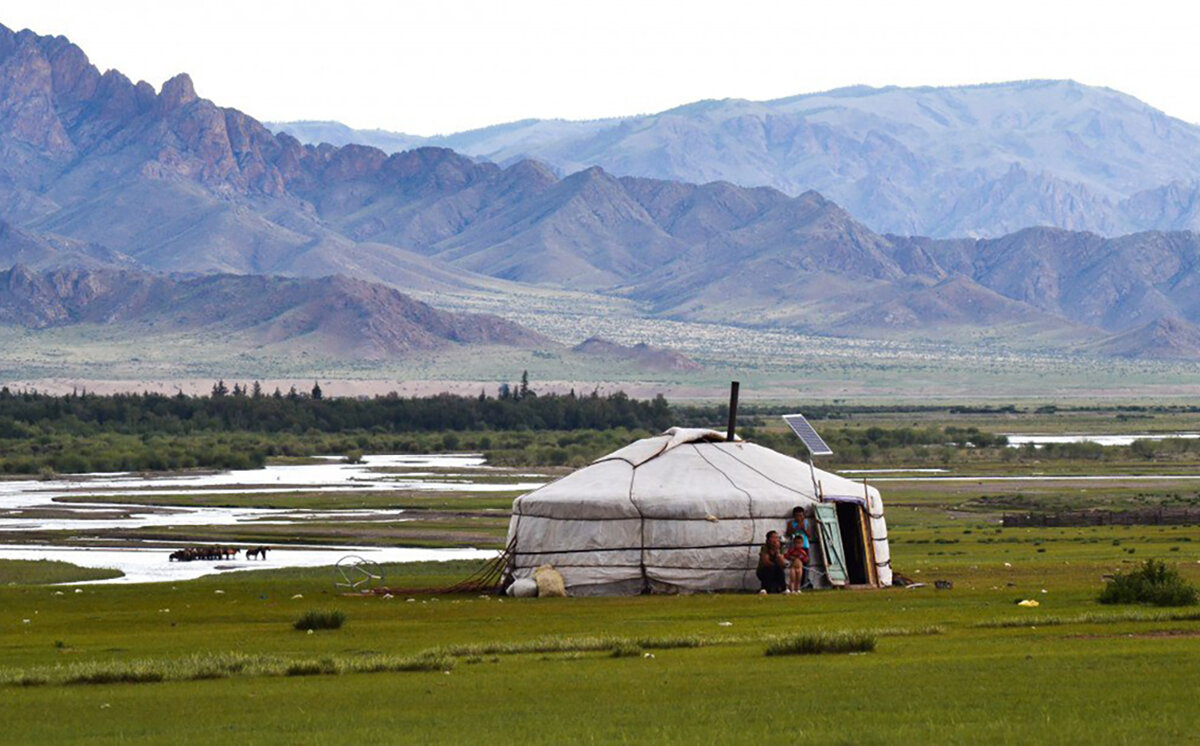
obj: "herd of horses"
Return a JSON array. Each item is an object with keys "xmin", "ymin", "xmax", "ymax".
[{"xmin": 168, "ymin": 545, "xmax": 270, "ymax": 562}]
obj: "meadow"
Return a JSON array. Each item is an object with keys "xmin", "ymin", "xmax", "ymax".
[
  {"xmin": 2, "ymin": 526, "xmax": 1198, "ymax": 744},
  {"xmin": 3, "ymin": 403, "xmax": 1200, "ymax": 743}
]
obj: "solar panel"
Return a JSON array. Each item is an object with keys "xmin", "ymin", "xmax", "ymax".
[{"xmin": 782, "ymin": 414, "xmax": 833, "ymax": 456}]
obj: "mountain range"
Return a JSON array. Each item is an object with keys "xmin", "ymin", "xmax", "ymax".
[
  {"xmin": 4, "ymin": 22, "xmax": 1200, "ymax": 361},
  {"xmin": 0, "ymin": 264, "xmax": 545, "ymax": 358},
  {"xmin": 273, "ymin": 81, "xmax": 1200, "ymax": 239}
]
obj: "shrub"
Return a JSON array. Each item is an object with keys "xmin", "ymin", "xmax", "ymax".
[
  {"xmin": 764, "ymin": 631, "xmax": 876, "ymax": 656},
  {"xmin": 293, "ymin": 609, "xmax": 346, "ymax": 631},
  {"xmin": 609, "ymin": 642, "xmax": 642, "ymax": 658},
  {"xmin": 65, "ymin": 665, "xmax": 165, "ymax": 685},
  {"xmin": 1098, "ymin": 559, "xmax": 1199, "ymax": 607},
  {"xmin": 285, "ymin": 658, "xmax": 341, "ymax": 677}
]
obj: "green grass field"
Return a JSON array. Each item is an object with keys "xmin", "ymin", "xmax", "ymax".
[
  {"xmin": 5, "ymin": 408, "xmax": 1200, "ymax": 743},
  {"xmin": 3, "ymin": 519, "xmax": 1198, "ymax": 744},
  {"xmin": 0, "ymin": 559, "xmax": 123, "ymax": 585}
]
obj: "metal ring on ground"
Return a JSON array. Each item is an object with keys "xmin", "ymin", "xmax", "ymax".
[{"xmin": 334, "ymin": 555, "xmax": 384, "ymax": 590}]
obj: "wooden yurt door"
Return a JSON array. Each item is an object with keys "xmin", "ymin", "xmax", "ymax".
[{"xmin": 814, "ymin": 503, "xmax": 848, "ymax": 587}]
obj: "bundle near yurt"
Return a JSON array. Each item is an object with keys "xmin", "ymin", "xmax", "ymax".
[{"xmin": 505, "ymin": 427, "xmax": 891, "ymax": 596}]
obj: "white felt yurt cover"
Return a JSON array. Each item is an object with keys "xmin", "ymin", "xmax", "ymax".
[{"xmin": 506, "ymin": 428, "xmax": 891, "ymax": 595}]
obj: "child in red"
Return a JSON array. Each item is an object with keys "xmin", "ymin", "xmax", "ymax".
[{"xmin": 784, "ymin": 506, "xmax": 810, "ymax": 593}]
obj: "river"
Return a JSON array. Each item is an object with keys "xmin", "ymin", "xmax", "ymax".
[{"xmin": 0, "ymin": 454, "xmax": 542, "ymax": 583}]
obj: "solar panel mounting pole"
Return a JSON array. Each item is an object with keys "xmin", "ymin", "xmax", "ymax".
[{"xmin": 807, "ymin": 450, "xmax": 819, "ymax": 499}]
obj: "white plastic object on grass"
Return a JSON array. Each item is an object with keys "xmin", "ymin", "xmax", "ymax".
[{"xmin": 507, "ymin": 578, "xmax": 538, "ymax": 598}]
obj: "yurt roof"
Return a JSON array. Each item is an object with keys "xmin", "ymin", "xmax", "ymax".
[{"xmin": 514, "ymin": 427, "xmax": 876, "ymax": 521}]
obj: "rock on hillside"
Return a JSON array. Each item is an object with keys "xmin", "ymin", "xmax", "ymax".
[{"xmin": 0, "ymin": 265, "xmax": 548, "ymax": 358}]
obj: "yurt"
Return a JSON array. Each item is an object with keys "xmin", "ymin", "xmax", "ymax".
[{"xmin": 505, "ymin": 427, "xmax": 891, "ymax": 596}]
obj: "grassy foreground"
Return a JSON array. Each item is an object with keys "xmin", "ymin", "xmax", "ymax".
[
  {"xmin": 2, "ymin": 534, "xmax": 1199, "ymax": 745},
  {"xmin": 5, "ymin": 405, "xmax": 1200, "ymax": 743}
]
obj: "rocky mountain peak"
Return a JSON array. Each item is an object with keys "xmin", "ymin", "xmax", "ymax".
[{"xmin": 158, "ymin": 72, "xmax": 198, "ymax": 110}]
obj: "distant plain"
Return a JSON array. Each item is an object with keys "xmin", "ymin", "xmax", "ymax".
[{"xmin": 5, "ymin": 292, "xmax": 1200, "ymax": 401}]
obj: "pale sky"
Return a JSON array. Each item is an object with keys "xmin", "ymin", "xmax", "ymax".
[{"xmin": 4, "ymin": 1, "xmax": 1198, "ymax": 135}]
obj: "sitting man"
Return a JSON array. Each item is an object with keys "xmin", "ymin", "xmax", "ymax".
[{"xmin": 756, "ymin": 530, "xmax": 787, "ymax": 594}]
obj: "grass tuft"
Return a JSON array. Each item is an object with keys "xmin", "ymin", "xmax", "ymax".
[
  {"xmin": 65, "ymin": 663, "xmax": 166, "ymax": 685},
  {"xmin": 285, "ymin": 658, "xmax": 341, "ymax": 677},
  {"xmin": 975, "ymin": 608, "xmax": 1200, "ymax": 628},
  {"xmin": 870, "ymin": 625, "xmax": 944, "ymax": 637},
  {"xmin": 352, "ymin": 654, "xmax": 453, "ymax": 674},
  {"xmin": 764, "ymin": 631, "xmax": 877, "ymax": 657},
  {"xmin": 633, "ymin": 635, "xmax": 705, "ymax": 649},
  {"xmin": 293, "ymin": 609, "xmax": 346, "ymax": 631},
  {"xmin": 0, "ymin": 651, "xmax": 451, "ymax": 688},
  {"xmin": 609, "ymin": 642, "xmax": 642, "ymax": 658}
]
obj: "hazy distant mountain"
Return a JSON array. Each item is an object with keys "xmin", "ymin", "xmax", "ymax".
[
  {"xmin": 0, "ymin": 265, "xmax": 547, "ymax": 358},
  {"xmin": 571, "ymin": 337, "xmax": 701, "ymax": 372},
  {"xmin": 274, "ymin": 81, "xmax": 1200, "ymax": 238},
  {"xmin": 0, "ymin": 220, "xmax": 138, "ymax": 270},
  {"xmin": 268, "ymin": 120, "xmax": 427, "ymax": 153}
]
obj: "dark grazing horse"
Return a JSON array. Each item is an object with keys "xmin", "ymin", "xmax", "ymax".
[
  {"xmin": 168, "ymin": 545, "xmax": 239, "ymax": 562},
  {"xmin": 245, "ymin": 546, "xmax": 269, "ymax": 560}
]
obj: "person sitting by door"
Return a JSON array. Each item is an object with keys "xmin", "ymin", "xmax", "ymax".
[
  {"xmin": 784, "ymin": 506, "xmax": 810, "ymax": 593},
  {"xmin": 756, "ymin": 530, "xmax": 787, "ymax": 594}
]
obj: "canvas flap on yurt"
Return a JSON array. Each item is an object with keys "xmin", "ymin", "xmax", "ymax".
[{"xmin": 506, "ymin": 428, "xmax": 891, "ymax": 595}]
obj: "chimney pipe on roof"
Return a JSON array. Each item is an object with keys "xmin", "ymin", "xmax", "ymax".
[{"xmin": 726, "ymin": 381, "xmax": 740, "ymax": 441}]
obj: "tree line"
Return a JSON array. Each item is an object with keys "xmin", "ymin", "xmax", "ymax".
[{"xmin": 0, "ymin": 384, "xmax": 672, "ymax": 438}]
